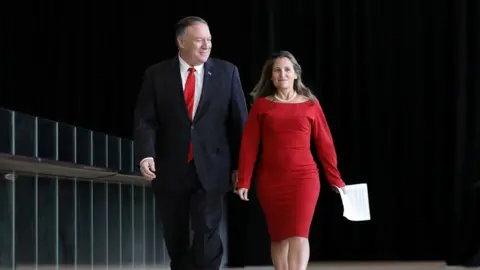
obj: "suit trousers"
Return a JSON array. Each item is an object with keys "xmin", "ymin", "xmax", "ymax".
[{"xmin": 154, "ymin": 161, "xmax": 224, "ymax": 270}]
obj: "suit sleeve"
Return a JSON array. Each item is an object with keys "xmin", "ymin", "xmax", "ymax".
[
  {"xmin": 133, "ymin": 68, "xmax": 158, "ymax": 165},
  {"xmin": 228, "ymin": 66, "xmax": 248, "ymax": 170},
  {"xmin": 236, "ymin": 100, "xmax": 261, "ymax": 189},
  {"xmin": 312, "ymin": 100, "xmax": 345, "ymax": 188}
]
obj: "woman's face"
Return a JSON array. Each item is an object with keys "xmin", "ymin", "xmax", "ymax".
[{"xmin": 271, "ymin": 57, "xmax": 298, "ymax": 90}]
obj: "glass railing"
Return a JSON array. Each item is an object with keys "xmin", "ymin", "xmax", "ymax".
[
  {"xmin": 0, "ymin": 108, "xmax": 173, "ymax": 268},
  {"xmin": 0, "ymin": 171, "xmax": 167, "ymax": 268},
  {"xmin": 0, "ymin": 107, "xmax": 229, "ymax": 268}
]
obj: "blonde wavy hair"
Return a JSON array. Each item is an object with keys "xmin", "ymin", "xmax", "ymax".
[{"xmin": 250, "ymin": 51, "xmax": 317, "ymax": 102}]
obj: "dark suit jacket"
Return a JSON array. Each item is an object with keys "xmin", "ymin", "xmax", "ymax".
[{"xmin": 133, "ymin": 57, "xmax": 248, "ymax": 193}]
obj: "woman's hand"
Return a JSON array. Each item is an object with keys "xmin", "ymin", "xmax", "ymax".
[
  {"xmin": 332, "ymin": 185, "xmax": 347, "ymax": 194},
  {"xmin": 234, "ymin": 188, "xmax": 249, "ymax": 201}
]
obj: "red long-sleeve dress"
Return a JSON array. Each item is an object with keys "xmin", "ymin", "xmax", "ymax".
[{"xmin": 236, "ymin": 97, "xmax": 345, "ymax": 242}]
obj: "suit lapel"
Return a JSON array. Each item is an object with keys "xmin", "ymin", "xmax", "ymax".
[
  {"xmin": 171, "ymin": 57, "xmax": 191, "ymax": 123},
  {"xmin": 194, "ymin": 59, "xmax": 214, "ymax": 122}
]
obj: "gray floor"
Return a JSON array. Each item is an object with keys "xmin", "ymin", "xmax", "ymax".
[
  {"xmin": 237, "ymin": 262, "xmax": 475, "ymax": 270},
  {"xmin": 14, "ymin": 262, "xmax": 480, "ymax": 269}
]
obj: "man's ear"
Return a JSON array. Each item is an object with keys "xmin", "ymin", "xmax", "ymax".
[{"xmin": 177, "ymin": 37, "xmax": 184, "ymax": 49}]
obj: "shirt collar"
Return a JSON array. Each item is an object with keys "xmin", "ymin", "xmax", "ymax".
[{"xmin": 178, "ymin": 55, "xmax": 204, "ymax": 74}]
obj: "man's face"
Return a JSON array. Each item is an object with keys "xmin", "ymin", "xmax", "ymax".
[{"xmin": 177, "ymin": 23, "xmax": 212, "ymax": 65}]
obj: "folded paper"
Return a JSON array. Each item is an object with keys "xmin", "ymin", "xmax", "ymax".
[{"xmin": 336, "ymin": 183, "xmax": 371, "ymax": 221}]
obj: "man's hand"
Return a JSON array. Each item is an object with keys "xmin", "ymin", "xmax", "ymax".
[
  {"xmin": 140, "ymin": 159, "xmax": 156, "ymax": 181},
  {"xmin": 231, "ymin": 170, "xmax": 238, "ymax": 187},
  {"xmin": 234, "ymin": 188, "xmax": 249, "ymax": 201}
]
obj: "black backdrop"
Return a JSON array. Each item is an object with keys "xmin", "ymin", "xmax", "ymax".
[{"xmin": 4, "ymin": 0, "xmax": 480, "ymax": 267}]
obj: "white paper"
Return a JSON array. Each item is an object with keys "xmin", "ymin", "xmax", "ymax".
[{"xmin": 335, "ymin": 183, "xmax": 371, "ymax": 221}]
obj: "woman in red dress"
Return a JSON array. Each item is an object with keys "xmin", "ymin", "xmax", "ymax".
[{"xmin": 235, "ymin": 51, "xmax": 346, "ymax": 270}]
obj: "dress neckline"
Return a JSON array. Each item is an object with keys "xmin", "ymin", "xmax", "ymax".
[{"xmin": 261, "ymin": 97, "xmax": 311, "ymax": 105}]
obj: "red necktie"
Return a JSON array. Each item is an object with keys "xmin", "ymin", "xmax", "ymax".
[{"xmin": 184, "ymin": 67, "xmax": 195, "ymax": 162}]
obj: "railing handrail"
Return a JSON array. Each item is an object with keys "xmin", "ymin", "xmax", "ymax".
[{"xmin": 0, "ymin": 152, "xmax": 148, "ymax": 185}]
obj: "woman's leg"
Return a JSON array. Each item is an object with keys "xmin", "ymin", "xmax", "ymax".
[
  {"xmin": 287, "ymin": 237, "xmax": 310, "ymax": 270},
  {"xmin": 271, "ymin": 239, "xmax": 289, "ymax": 270}
]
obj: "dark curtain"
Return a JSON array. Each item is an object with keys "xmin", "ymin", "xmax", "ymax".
[
  {"xmin": 2, "ymin": 1, "xmax": 256, "ymax": 139},
  {"xmin": 229, "ymin": 0, "xmax": 480, "ymax": 267}
]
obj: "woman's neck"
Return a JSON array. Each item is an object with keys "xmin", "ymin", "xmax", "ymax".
[{"xmin": 275, "ymin": 89, "xmax": 296, "ymax": 100}]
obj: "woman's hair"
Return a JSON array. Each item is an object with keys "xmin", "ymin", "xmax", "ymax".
[{"xmin": 250, "ymin": 50, "xmax": 317, "ymax": 101}]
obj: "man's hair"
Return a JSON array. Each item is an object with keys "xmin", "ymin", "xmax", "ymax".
[{"xmin": 175, "ymin": 16, "xmax": 208, "ymax": 41}]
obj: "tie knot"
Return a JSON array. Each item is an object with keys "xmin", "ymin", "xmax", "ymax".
[{"xmin": 188, "ymin": 67, "xmax": 196, "ymax": 73}]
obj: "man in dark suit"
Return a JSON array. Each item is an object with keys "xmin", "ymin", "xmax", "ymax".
[{"xmin": 133, "ymin": 16, "xmax": 248, "ymax": 270}]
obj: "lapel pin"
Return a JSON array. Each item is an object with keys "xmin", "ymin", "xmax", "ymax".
[{"xmin": 208, "ymin": 71, "xmax": 212, "ymax": 76}]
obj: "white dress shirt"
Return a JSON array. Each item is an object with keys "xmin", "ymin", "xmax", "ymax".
[
  {"xmin": 178, "ymin": 55, "xmax": 204, "ymax": 119},
  {"xmin": 140, "ymin": 55, "xmax": 204, "ymax": 166}
]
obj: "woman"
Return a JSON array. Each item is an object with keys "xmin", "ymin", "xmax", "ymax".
[{"xmin": 235, "ymin": 51, "xmax": 346, "ymax": 270}]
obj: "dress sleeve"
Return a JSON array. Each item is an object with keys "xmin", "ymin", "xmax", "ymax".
[
  {"xmin": 311, "ymin": 100, "xmax": 345, "ymax": 188},
  {"xmin": 236, "ymin": 100, "xmax": 262, "ymax": 190}
]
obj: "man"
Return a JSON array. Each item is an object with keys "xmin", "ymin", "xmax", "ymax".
[{"xmin": 133, "ymin": 16, "xmax": 248, "ymax": 270}]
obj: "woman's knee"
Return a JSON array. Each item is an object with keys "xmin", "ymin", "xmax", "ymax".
[{"xmin": 287, "ymin": 236, "xmax": 309, "ymax": 246}]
